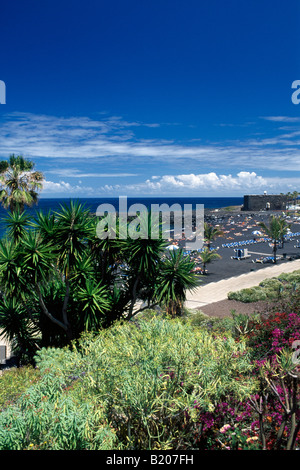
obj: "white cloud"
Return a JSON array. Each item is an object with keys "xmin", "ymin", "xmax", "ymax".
[
  {"xmin": 148, "ymin": 171, "xmax": 267, "ymax": 192},
  {"xmin": 43, "ymin": 179, "xmax": 93, "ymax": 194},
  {"xmin": 101, "ymin": 171, "xmax": 269, "ymax": 195}
]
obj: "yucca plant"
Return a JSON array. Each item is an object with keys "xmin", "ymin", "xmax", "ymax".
[
  {"xmin": 155, "ymin": 249, "xmax": 199, "ymax": 317},
  {"xmin": 30, "ymin": 201, "xmax": 96, "ymax": 340},
  {"xmin": 31, "ymin": 209, "xmax": 56, "ymax": 243},
  {"xmin": 20, "ymin": 230, "xmax": 55, "ymax": 285},
  {"xmin": 0, "ymin": 296, "xmax": 40, "ymax": 364},
  {"xmin": 121, "ymin": 211, "xmax": 167, "ymax": 319},
  {"xmin": 53, "ymin": 200, "xmax": 94, "ymax": 273},
  {"xmin": 75, "ymin": 279, "xmax": 112, "ymax": 331},
  {"xmin": 0, "ymin": 238, "xmax": 26, "ymax": 299},
  {"xmin": 2, "ymin": 209, "xmax": 31, "ymax": 243}
]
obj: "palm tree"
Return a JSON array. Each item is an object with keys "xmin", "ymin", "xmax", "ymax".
[
  {"xmin": 36, "ymin": 201, "xmax": 95, "ymax": 340},
  {"xmin": 204, "ymin": 222, "xmax": 224, "ymax": 250},
  {"xmin": 0, "ymin": 201, "xmax": 96, "ymax": 343},
  {"xmin": 155, "ymin": 249, "xmax": 198, "ymax": 317},
  {"xmin": 286, "ymin": 192, "xmax": 292, "ymax": 209},
  {"xmin": 278, "ymin": 217, "xmax": 292, "ymax": 248},
  {"xmin": 198, "ymin": 247, "xmax": 221, "ymax": 274},
  {"xmin": 292, "ymin": 190, "xmax": 299, "ymax": 208},
  {"xmin": 122, "ymin": 211, "xmax": 167, "ymax": 319},
  {"xmin": 258, "ymin": 215, "xmax": 290, "ymax": 263},
  {"xmin": 0, "ymin": 154, "xmax": 44, "ymax": 212}
]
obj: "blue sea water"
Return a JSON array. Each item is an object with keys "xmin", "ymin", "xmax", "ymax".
[
  {"xmin": 0, "ymin": 196, "xmax": 243, "ymax": 218},
  {"xmin": 0, "ymin": 197, "xmax": 243, "ymax": 237},
  {"xmin": 0, "ymin": 196, "xmax": 243, "ymax": 241}
]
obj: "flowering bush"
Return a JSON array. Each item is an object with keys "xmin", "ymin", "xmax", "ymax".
[
  {"xmin": 246, "ymin": 311, "xmax": 300, "ymax": 362},
  {"xmin": 239, "ymin": 310, "xmax": 300, "ymax": 450}
]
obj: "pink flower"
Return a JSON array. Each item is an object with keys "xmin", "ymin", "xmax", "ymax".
[{"xmin": 220, "ymin": 424, "xmax": 231, "ymax": 433}]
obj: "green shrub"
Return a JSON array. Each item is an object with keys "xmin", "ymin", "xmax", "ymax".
[
  {"xmin": 228, "ymin": 286, "xmax": 268, "ymax": 302},
  {"xmin": 0, "ymin": 369, "xmax": 117, "ymax": 450},
  {"xmin": 37, "ymin": 317, "xmax": 257, "ymax": 450},
  {"xmin": 258, "ymin": 277, "xmax": 282, "ymax": 290},
  {"xmin": 0, "ymin": 317, "xmax": 259, "ymax": 450},
  {"xmin": 228, "ymin": 270, "xmax": 300, "ymax": 303},
  {"xmin": 0, "ymin": 366, "xmax": 41, "ymax": 410},
  {"xmin": 184, "ymin": 310, "xmax": 235, "ymax": 334},
  {"xmin": 277, "ymin": 270, "xmax": 300, "ymax": 283}
]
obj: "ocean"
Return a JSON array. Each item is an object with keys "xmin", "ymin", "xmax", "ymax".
[{"xmin": 0, "ymin": 196, "xmax": 243, "ymax": 219}]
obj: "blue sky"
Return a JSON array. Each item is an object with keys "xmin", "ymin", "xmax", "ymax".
[{"xmin": 1, "ymin": 0, "xmax": 300, "ymax": 197}]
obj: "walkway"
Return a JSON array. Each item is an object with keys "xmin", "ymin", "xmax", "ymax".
[{"xmin": 185, "ymin": 259, "xmax": 300, "ymax": 309}]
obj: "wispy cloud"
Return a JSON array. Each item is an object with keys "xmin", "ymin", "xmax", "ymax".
[
  {"xmin": 261, "ymin": 116, "xmax": 300, "ymax": 123},
  {"xmin": 0, "ymin": 112, "xmax": 299, "ymax": 171},
  {"xmin": 0, "ymin": 112, "xmax": 300, "ymax": 197},
  {"xmin": 46, "ymin": 169, "xmax": 139, "ymax": 178}
]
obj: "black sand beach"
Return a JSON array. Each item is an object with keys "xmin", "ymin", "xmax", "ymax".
[{"xmin": 191, "ymin": 208, "xmax": 300, "ymax": 285}]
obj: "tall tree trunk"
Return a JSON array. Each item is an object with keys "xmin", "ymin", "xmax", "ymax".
[
  {"xmin": 62, "ymin": 278, "xmax": 72, "ymax": 340},
  {"xmin": 36, "ymin": 282, "xmax": 71, "ymax": 339}
]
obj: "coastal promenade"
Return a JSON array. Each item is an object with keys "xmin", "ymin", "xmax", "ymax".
[{"xmin": 185, "ymin": 258, "xmax": 300, "ymax": 309}]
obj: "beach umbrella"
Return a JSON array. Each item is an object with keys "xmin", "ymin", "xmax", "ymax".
[
  {"xmin": 252, "ymin": 230, "xmax": 262, "ymax": 236},
  {"xmin": 166, "ymin": 245, "xmax": 179, "ymax": 250}
]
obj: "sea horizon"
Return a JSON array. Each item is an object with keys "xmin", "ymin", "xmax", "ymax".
[
  {"xmin": 34, "ymin": 196, "xmax": 244, "ymax": 213},
  {"xmin": 0, "ymin": 196, "xmax": 243, "ymax": 238}
]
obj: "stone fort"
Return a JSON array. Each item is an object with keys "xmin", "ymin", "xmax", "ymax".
[{"xmin": 242, "ymin": 194, "xmax": 287, "ymax": 211}]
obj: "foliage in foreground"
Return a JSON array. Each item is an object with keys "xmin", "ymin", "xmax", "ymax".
[
  {"xmin": 1, "ymin": 312, "xmax": 300, "ymax": 451},
  {"xmin": 0, "ymin": 366, "xmax": 41, "ymax": 411},
  {"xmin": 0, "ymin": 369, "xmax": 117, "ymax": 450},
  {"xmin": 0, "ymin": 316, "xmax": 257, "ymax": 450}
]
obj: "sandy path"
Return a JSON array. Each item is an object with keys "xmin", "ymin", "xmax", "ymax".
[{"xmin": 185, "ymin": 259, "xmax": 300, "ymax": 309}]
